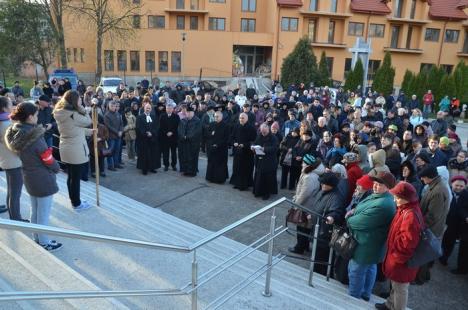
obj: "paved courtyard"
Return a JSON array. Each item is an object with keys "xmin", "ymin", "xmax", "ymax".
[{"xmin": 96, "ymin": 122, "xmax": 468, "ymax": 310}]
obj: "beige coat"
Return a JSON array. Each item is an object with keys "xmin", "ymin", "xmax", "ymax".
[
  {"xmin": 124, "ymin": 113, "xmax": 137, "ymax": 141},
  {"xmin": 53, "ymin": 104, "xmax": 92, "ymax": 164},
  {"xmin": 368, "ymin": 149, "xmax": 391, "ymax": 177}
]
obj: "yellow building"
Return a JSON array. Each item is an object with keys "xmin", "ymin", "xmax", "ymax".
[{"xmin": 63, "ymin": 0, "xmax": 468, "ymax": 86}]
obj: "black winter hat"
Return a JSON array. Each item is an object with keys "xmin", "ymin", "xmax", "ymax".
[
  {"xmin": 319, "ymin": 172, "xmax": 340, "ymax": 188},
  {"xmin": 418, "ymin": 165, "xmax": 439, "ymax": 179}
]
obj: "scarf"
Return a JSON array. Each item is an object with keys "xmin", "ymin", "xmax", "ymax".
[{"xmin": 0, "ymin": 112, "xmax": 10, "ymax": 121}]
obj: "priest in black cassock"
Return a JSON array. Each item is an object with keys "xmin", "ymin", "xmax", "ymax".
[
  {"xmin": 178, "ymin": 106, "xmax": 202, "ymax": 176},
  {"xmin": 136, "ymin": 103, "xmax": 160, "ymax": 175},
  {"xmin": 205, "ymin": 111, "xmax": 230, "ymax": 183},
  {"xmin": 230, "ymin": 113, "xmax": 257, "ymax": 191},
  {"xmin": 252, "ymin": 123, "xmax": 279, "ymax": 200}
]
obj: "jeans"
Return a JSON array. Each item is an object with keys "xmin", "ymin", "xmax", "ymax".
[
  {"xmin": 66, "ymin": 163, "xmax": 82, "ymax": 207},
  {"xmin": 30, "ymin": 195, "xmax": 53, "ymax": 245},
  {"xmin": 5, "ymin": 168, "xmax": 23, "ymax": 220},
  {"xmin": 126, "ymin": 139, "xmax": 136, "ymax": 160},
  {"xmin": 423, "ymin": 105, "xmax": 431, "ymax": 119},
  {"xmin": 44, "ymin": 136, "xmax": 53, "ymax": 148},
  {"xmin": 107, "ymin": 138, "xmax": 122, "ymax": 168},
  {"xmin": 348, "ymin": 259, "xmax": 377, "ymax": 300},
  {"xmin": 385, "ymin": 281, "xmax": 409, "ymax": 310}
]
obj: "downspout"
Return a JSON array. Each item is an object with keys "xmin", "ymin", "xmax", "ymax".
[
  {"xmin": 437, "ymin": 21, "xmax": 448, "ymax": 66},
  {"xmin": 274, "ymin": 6, "xmax": 281, "ymax": 80}
]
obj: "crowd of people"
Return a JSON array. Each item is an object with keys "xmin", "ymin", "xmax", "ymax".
[{"xmin": 0, "ymin": 78, "xmax": 467, "ymax": 309}]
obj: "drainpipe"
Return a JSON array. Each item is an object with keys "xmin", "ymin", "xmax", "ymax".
[
  {"xmin": 437, "ymin": 21, "xmax": 448, "ymax": 66},
  {"xmin": 274, "ymin": 6, "xmax": 281, "ymax": 80}
]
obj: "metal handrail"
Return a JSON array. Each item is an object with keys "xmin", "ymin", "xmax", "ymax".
[
  {"xmin": 0, "ymin": 219, "xmax": 190, "ymax": 253},
  {"xmin": 0, "ymin": 197, "xmax": 320, "ymax": 309}
]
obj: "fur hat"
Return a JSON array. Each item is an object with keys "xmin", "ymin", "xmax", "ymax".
[{"xmin": 389, "ymin": 181, "xmax": 418, "ymax": 202}]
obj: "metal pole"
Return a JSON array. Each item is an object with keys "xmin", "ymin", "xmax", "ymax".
[
  {"xmin": 262, "ymin": 208, "xmax": 276, "ymax": 297},
  {"xmin": 92, "ymin": 105, "xmax": 100, "ymax": 207},
  {"xmin": 308, "ymin": 218, "xmax": 320, "ymax": 287},
  {"xmin": 326, "ymin": 247, "xmax": 333, "ymax": 281},
  {"xmin": 191, "ymin": 250, "xmax": 198, "ymax": 310}
]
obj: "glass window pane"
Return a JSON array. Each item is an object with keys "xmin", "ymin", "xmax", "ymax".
[
  {"xmin": 130, "ymin": 51, "xmax": 140, "ymax": 71},
  {"xmin": 249, "ymin": 0, "xmax": 256, "ymax": 12},
  {"xmin": 171, "ymin": 51, "xmax": 181, "ymax": 72},
  {"xmin": 290, "ymin": 18, "xmax": 298, "ymax": 31},
  {"xmin": 117, "ymin": 50, "xmax": 127, "ymax": 71},
  {"xmin": 177, "ymin": 16, "xmax": 185, "ymax": 29},
  {"xmin": 281, "ymin": 18, "xmax": 288, "ymax": 31},
  {"xmin": 309, "ymin": 0, "xmax": 317, "ymax": 11},
  {"xmin": 190, "ymin": 16, "xmax": 198, "ymax": 30},
  {"xmin": 177, "ymin": 0, "xmax": 184, "ymax": 9},
  {"xmin": 145, "ymin": 51, "xmax": 155, "ymax": 72},
  {"xmin": 104, "ymin": 50, "xmax": 114, "ymax": 71},
  {"xmin": 158, "ymin": 51, "xmax": 168, "ymax": 72}
]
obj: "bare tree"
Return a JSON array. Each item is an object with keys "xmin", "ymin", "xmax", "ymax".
[
  {"xmin": 35, "ymin": 0, "xmax": 68, "ymax": 68},
  {"xmin": 68, "ymin": 0, "xmax": 142, "ymax": 81}
]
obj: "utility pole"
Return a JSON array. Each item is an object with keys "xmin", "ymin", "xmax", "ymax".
[{"xmin": 182, "ymin": 32, "xmax": 186, "ymax": 81}]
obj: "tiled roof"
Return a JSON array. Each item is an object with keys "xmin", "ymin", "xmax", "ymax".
[
  {"xmin": 458, "ymin": 0, "xmax": 468, "ymax": 8},
  {"xmin": 350, "ymin": 0, "xmax": 391, "ymax": 15},
  {"xmin": 428, "ymin": 0, "xmax": 468, "ymax": 20},
  {"xmin": 276, "ymin": 0, "xmax": 303, "ymax": 7}
]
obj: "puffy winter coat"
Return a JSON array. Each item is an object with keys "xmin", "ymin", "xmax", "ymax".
[
  {"xmin": 368, "ymin": 149, "xmax": 390, "ymax": 177},
  {"xmin": 383, "ymin": 201, "xmax": 423, "ymax": 283}
]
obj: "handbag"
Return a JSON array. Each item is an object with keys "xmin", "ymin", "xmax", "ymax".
[
  {"xmin": 286, "ymin": 208, "xmax": 308, "ymax": 225},
  {"xmin": 329, "ymin": 226, "xmax": 357, "ymax": 260},
  {"xmin": 99, "ymin": 141, "xmax": 112, "ymax": 158},
  {"xmin": 283, "ymin": 150, "xmax": 292, "ymax": 166},
  {"xmin": 407, "ymin": 211, "xmax": 442, "ymax": 268}
]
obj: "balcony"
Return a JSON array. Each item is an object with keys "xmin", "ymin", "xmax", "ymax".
[
  {"xmin": 164, "ymin": 8, "xmax": 209, "ymax": 14},
  {"xmin": 310, "ymin": 42, "xmax": 347, "ymax": 48},
  {"xmin": 299, "ymin": 10, "xmax": 352, "ymax": 19},
  {"xmin": 383, "ymin": 47, "xmax": 423, "ymax": 54},
  {"xmin": 457, "ymin": 52, "xmax": 468, "ymax": 57},
  {"xmin": 386, "ymin": 17, "xmax": 431, "ymax": 25}
]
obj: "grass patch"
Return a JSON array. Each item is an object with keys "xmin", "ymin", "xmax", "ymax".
[{"xmin": 1, "ymin": 76, "xmax": 35, "ymax": 92}]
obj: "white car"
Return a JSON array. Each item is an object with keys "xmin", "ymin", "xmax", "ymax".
[{"xmin": 97, "ymin": 77, "xmax": 123, "ymax": 95}]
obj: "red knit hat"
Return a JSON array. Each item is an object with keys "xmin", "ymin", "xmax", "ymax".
[
  {"xmin": 389, "ymin": 181, "xmax": 418, "ymax": 203},
  {"xmin": 356, "ymin": 175, "xmax": 374, "ymax": 191}
]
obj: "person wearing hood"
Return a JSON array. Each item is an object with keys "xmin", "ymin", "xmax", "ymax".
[
  {"xmin": 375, "ymin": 181, "xmax": 423, "ymax": 310},
  {"xmin": 400, "ymin": 160, "xmax": 423, "ymax": 199},
  {"xmin": 53, "ymin": 90, "xmax": 93, "ymax": 212},
  {"xmin": 331, "ymin": 162, "xmax": 349, "ymax": 203},
  {"xmin": 288, "ymin": 155, "xmax": 325, "ymax": 255},
  {"xmin": 354, "ymin": 144, "xmax": 370, "ymax": 173},
  {"xmin": 368, "ymin": 149, "xmax": 390, "ymax": 177},
  {"xmin": 5, "ymin": 102, "xmax": 62, "ymax": 251},
  {"xmin": 0, "ymin": 96, "xmax": 24, "ymax": 219},
  {"xmin": 342, "ymin": 152, "xmax": 364, "ymax": 204}
]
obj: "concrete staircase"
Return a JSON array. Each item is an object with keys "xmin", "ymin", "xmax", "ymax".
[{"xmin": 0, "ymin": 171, "xmax": 382, "ymax": 309}]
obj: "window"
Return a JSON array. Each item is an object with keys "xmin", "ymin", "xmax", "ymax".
[
  {"xmin": 344, "ymin": 58, "xmax": 352, "ymax": 78},
  {"xmin": 190, "ymin": 16, "xmax": 198, "ymax": 30},
  {"xmin": 420, "ymin": 63, "xmax": 434, "ymax": 72},
  {"xmin": 242, "ymin": 0, "xmax": 256, "ymax": 12},
  {"xmin": 104, "ymin": 50, "xmax": 114, "ymax": 71},
  {"xmin": 241, "ymin": 18, "xmax": 256, "ymax": 32},
  {"xmin": 73, "ymin": 48, "xmax": 78, "ymax": 62},
  {"xmin": 130, "ymin": 51, "xmax": 140, "ymax": 71},
  {"xmin": 281, "ymin": 17, "xmax": 298, "ymax": 32},
  {"xmin": 209, "ymin": 0, "xmax": 225, "ymax": 2},
  {"xmin": 348, "ymin": 22, "xmax": 364, "ymax": 36},
  {"xmin": 176, "ymin": 0, "xmax": 184, "ymax": 9},
  {"xmin": 158, "ymin": 51, "xmax": 168, "ymax": 72},
  {"xmin": 445, "ymin": 30, "xmax": 460, "ymax": 43},
  {"xmin": 177, "ymin": 15, "xmax": 185, "ymax": 29},
  {"xmin": 367, "ymin": 60, "xmax": 381, "ymax": 81},
  {"xmin": 209, "ymin": 18, "xmax": 225, "ymax": 31},
  {"xmin": 80, "ymin": 48, "xmax": 85, "ymax": 63},
  {"xmin": 463, "ymin": 31, "xmax": 468, "ymax": 53},
  {"xmin": 390, "ymin": 25, "xmax": 400, "ymax": 48},
  {"xmin": 145, "ymin": 51, "xmax": 155, "ymax": 72},
  {"xmin": 369, "ymin": 24, "xmax": 385, "ymax": 37},
  {"xmin": 394, "ymin": 0, "xmax": 403, "ymax": 18},
  {"xmin": 330, "ymin": 0, "xmax": 338, "ymax": 13},
  {"xmin": 328, "ymin": 21, "xmax": 335, "ymax": 43},
  {"xmin": 308, "ymin": 19, "xmax": 316, "ymax": 42},
  {"xmin": 171, "ymin": 51, "xmax": 181, "ymax": 72},
  {"xmin": 190, "ymin": 0, "xmax": 199, "ymax": 10},
  {"xmin": 441, "ymin": 65, "xmax": 453, "ymax": 74},
  {"xmin": 148, "ymin": 15, "xmax": 165, "ymax": 29},
  {"xmin": 117, "ymin": 50, "xmax": 127, "ymax": 71},
  {"xmin": 132, "ymin": 15, "xmax": 141, "ymax": 28},
  {"xmin": 309, "ymin": 0, "xmax": 318, "ymax": 11},
  {"xmin": 425, "ymin": 28, "xmax": 440, "ymax": 42},
  {"xmin": 410, "ymin": 0, "xmax": 416, "ymax": 19},
  {"xmin": 406, "ymin": 26, "xmax": 413, "ymax": 49}
]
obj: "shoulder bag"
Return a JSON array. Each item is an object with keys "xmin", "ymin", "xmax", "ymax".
[{"xmin": 329, "ymin": 226, "xmax": 357, "ymax": 260}]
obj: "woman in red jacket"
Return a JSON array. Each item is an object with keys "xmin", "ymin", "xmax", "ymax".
[{"xmin": 375, "ymin": 181, "xmax": 423, "ymax": 310}]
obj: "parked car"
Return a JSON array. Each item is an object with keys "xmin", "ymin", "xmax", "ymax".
[
  {"xmin": 49, "ymin": 69, "xmax": 78, "ymax": 90},
  {"xmin": 97, "ymin": 77, "xmax": 123, "ymax": 94}
]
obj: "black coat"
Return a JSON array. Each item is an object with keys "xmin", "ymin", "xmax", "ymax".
[
  {"xmin": 252, "ymin": 133, "xmax": 278, "ymax": 197},
  {"xmin": 292, "ymin": 137, "xmax": 320, "ymax": 167},
  {"xmin": 136, "ymin": 113, "xmax": 160, "ymax": 172},
  {"xmin": 159, "ymin": 112, "xmax": 180, "ymax": 145},
  {"xmin": 230, "ymin": 123, "xmax": 257, "ymax": 190},
  {"xmin": 279, "ymin": 134, "xmax": 300, "ymax": 165},
  {"xmin": 178, "ymin": 116, "xmax": 202, "ymax": 174},
  {"xmin": 205, "ymin": 121, "xmax": 230, "ymax": 183},
  {"xmin": 37, "ymin": 106, "xmax": 56, "ymax": 140}
]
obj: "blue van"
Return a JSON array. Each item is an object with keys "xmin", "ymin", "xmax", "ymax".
[{"xmin": 49, "ymin": 69, "xmax": 78, "ymax": 90}]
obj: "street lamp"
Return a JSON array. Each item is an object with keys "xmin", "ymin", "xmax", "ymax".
[{"xmin": 182, "ymin": 32, "xmax": 186, "ymax": 81}]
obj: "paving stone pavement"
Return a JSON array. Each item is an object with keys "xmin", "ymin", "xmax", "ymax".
[{"xmin": 96, "ymin": 130, "xmax": 468, "ymax": 309}]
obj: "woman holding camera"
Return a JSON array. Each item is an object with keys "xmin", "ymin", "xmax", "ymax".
[{"xmin": 53, "ymin": 90, "xmax": 93, "ymax": 211}]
